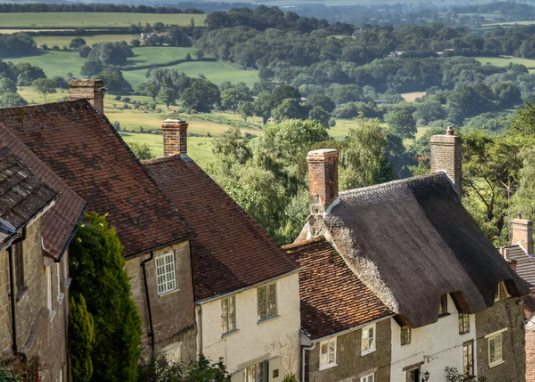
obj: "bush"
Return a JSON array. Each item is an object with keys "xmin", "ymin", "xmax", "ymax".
[
  {"xmin": 69, "ymin": 295, "xmax": 95, "ymax": 382},
  {"xmin": 52, "ymin": 45, "xmax": 60, "ymax": 51}
]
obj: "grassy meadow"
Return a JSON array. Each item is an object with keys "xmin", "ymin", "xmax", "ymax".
[
  {"xmin": 401, "ymin": 92, "xmax": 426, "ymax": 102},
  {"xmin": 475, "ymin": 56, "xmax": 535, "ymax": 70},
  {"xmin": 0, "ymin": 13, "xmax": 206, "ymax": 28},
  {"xmin": 32, "ymin": 34, "xmax": 138, "ymax": 47}
]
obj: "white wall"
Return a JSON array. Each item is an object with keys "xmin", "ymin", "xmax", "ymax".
[
  {"xmin": 197, "ymin": 273, "xmax": 301, "ymax": 378},
  {"xmin": 390, "ymin": 294, "xmax": 477, "ymax": 382}
]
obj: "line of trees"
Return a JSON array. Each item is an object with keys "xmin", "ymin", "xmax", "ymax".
[{"xmin": 0, "ymin": 3, "xmax": 204, "ymax": 14}]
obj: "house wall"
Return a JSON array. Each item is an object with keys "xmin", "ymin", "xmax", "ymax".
[
  {"xmin": 304, "ymin": 318, "xmax": 391, "ymax": 382},
  {"xmin": 0, "ymin": 219, "xmax": 69, "ymax": 382},
  {"xmin": 198, "ymin": 273, "xmax": 301, "ymax": 378},
  {"xmin": 125, "ymin": 240, "xmax": 197, "ymax": 362},
  {"xmin": 475, "ymin": 296, "xmax": 526, "ymax": 382},
  {"xmin": 390, "ymin": 294, "xmax": 477, "ymax": 382}
]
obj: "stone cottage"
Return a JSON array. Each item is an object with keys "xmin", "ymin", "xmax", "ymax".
[
  {"xmin": 143, "ymin": 119, "xmax": 302, "ymax": 381},
  {"xmin": 294, "ymin": 128, "xmax": 530, "ymax": 382},
  {"xmin": 0, "ymin": 126, "xmax": 87, "ymax": 381}
]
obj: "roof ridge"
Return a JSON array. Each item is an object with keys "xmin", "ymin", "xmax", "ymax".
[
  {"xmin": 0, "ymin": 99, "xmax": 88, "ymax": 114},
  {"xmin": 339, "ymin": 172, "xmax": 447, "ymax": 196},
  {"xmin": 282, "ymin": 236, "xmax": 326, "ymax": 249}
]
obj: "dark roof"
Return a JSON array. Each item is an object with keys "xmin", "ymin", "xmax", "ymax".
[
  {"xmin": 0, "ymin": 126, "xmax": 87, "ymax": 259},
  {"xmin": 143, "ymin": 154, "xmax": 299, "ymax": 300},
  {"xmin": 307, "ymin": 173, "xmax": 530, "ymax": 328},
  {"xmin": 0, "ymin": 100, "xmax": 192, "ymax": 257},
  {"xmin": 504, "ymin": 245, "xmax": 535, "ymax": 287},
  {"xmin": 284, "ymin": 236, "xmax": 392, "ymax": 339},
  {"xmin": 0, "ymin": 146, "xmax": 58, "ymax": 250}
]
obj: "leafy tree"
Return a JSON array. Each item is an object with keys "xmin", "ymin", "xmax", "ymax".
[
  {"xmin": 70, "ymin": 37, "xmax": 87, "ymax": 50},
  {"xmin": 13, "ymin": 62, "xmax": 45, "ymax": 86},
  {"xmin": 70, "ymin": 212, "xmax": 142, "ymax": 382},
  {"xmin": 88, "ymin": 42, "xmax": 133, "ymax": 65},
  {"xmin": 237, "ymin": 101, "xmax": 254, "ymax": 122},
  {"xmin": 131, "ymin": 39, "xmax": 141, "ymax": 48},
  {"xmin": 0, "ymin": 78, "xmax": 16, "ymax": 94},
  {"xmin": 221, "ymin": 86, "xmax": 252, "ymax": 111},
  {"xmin": 128, "ymin": 142, "xmax": 153, "ymax": 160},
  {"xmin": 308, "ymin": 106, "xmax": 330, "ymax": 128},
  {"xmin": 185, "ymin": 53, "xmax": 192, "ymax": 61},
  {"xmin": 180, "ymin": 79, "xmax": 220, "ymax": 112},
  {"xmin": 93, "ymin": 67, "xmax": 133, "ymax": 94},
  {"xmin": 32, "ymin": 78, "xmax": 56, "ymax": 103},
  {"xmin": 137, "ymin": 81, "xmax": 158, "ymax": 100},
  {"xmin": 304, "ymin": 93, "xmax": 335, "ymax": 113},
  {"xmin": 385, "ymin": 109, "xmax": 417, "ymax": 139},
  {"xmin": 153, "ymin": 22, "xmax": 165, "ymax": 31},
  {"xmin": 492, "ymin": 81, "xmax": 521, "ymax": 107},
  {"xmin": 0, "ymin": 92, "xmax": 27, "ymax": 107},
  {"xmin": 510, "ymin": 98, "xmax": 535, "ymax": 135},
  {"xmin": 212, "ymin": 126, "xmax": 252, "ymax": 164},
  {"xmin": 69, "ymin": 295, "xmax": 95, "ymax": 382},
  {"xmin": 253, "ymin": 92, "xmax": 273, "ymax": 124},
  {"xmin": 78, "ymin": 45, "xmax": 92, "ymax": 58},
  {"xmin": 157, "ymin": 86, "xmax": 178, "ymax": 110},
  {"xmin": 81, "ymin": 61, "xmax": 103, "ymax": 77},
  {"xmin": 513, "ymin": 146, "xmax": 535, "ymax": 221},
  {"xmin": 272, "ymin": 85, "xmax": 301, "ymax": 106},
  {"xmin": 194, "ymin": 50, "xmax": 205, "ymax": 59},
  {"xmin": 274, "ymin": 98, "xmax": 305, "ymax": 121}
]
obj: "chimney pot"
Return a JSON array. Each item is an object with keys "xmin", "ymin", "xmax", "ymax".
[
  {"xmin": 68, "ymin": 79, "xmax": 106, "ymax": 113},
  {"xmin": 161, "ymin": 119, "xmax": 188, "ymax": 157},
  {"xmin": 511, "ymin": 216, "xmax": 533, "ymax": 253},
  {"xmin": 307, "ymin": 149, "xmax": 339, "ymax": 214},
  {"xmin": 446, "ymin": 126, "xmax": 454, "ymax": 136},
  {"xmin": 430, "ymin": 130, "xmax": 463, "ymax": 195}
]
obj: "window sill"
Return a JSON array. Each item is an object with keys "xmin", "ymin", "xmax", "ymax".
[
  {"xmin": 459, "ymin": 331, "xmax": 470, "ymax": 335},
  {"xmin": 16, "ymin": 286, "xmax": 29, "ymax": 302},
  {"xmin": 401, "ymin": 342, "xmax": 411, "ymax": 346},
  {"xmin": 257, "ymin": 315, "xmax": 280, "ymax": 324},
  {"xmin": 49, "ymin": 310, "xmax": 56, "ymax": 322},
  {"xmin": 64, "ymin": 278, "xmax": 72, "ymax": 289},
  {"xmin": 158, "ymin": 288, "xmax": 180, "ymax": 298},
  {"xmin": 438, "ymin": 313, "xmax": 451, "ymax": 318},
  {"xmin": 57, "ymin": 293, "xmax": 65, "ymax": 305},
  {"xmin": 489, "ymin": 360, "xmax": 505, "ymax": 369},
  {"xmin": 222, "ymin": 329, "xmax": 240, "ymax": 338},
  {"xmin": 361, "ymin": 348, "xmax": 376, "ymax": 356},
  {"xmin": 319, "ymin": 363, "xmax": 337, "ymax": 371}
]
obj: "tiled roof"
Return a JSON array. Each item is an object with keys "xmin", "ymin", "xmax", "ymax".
[
  {"xmin": 143, "ymin": 155, "xmax": 299, "ymax": 300},
  {"xmin": 504, "ymin": 245, "xmax": 535, "ymax": 287},
  {"xmin": 0, "ymin": 100, "xmax": 192, "ymax": 257},
  {"xmin": 0, "ymin": 126, "xmax": 87, "ymax": 259},
  {"xmin": 284, "ymin": 236, "xmax": 392, "ymax": 339},
  {"xmin": 0, "ymin": 145, "xmax": 59, "ymax": 250}
]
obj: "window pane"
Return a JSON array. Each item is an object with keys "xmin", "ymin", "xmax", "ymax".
[
  {"xmin": 222, "ymin": 298, "xmax": 228, "ymax": 333},
  {"xmin": 490, "ymin": 339, "xmax": 495, "ymax": 362},
  {"xmin": 496, "ymin": 334, "xmax": 502, "ymax": 360},
  {"xmin": 268, "ymin": 284, "xmax": 276, "ymax": 317},
  {"xmin": 321, "ymin": 343, "xmax": 328, "ymax": 366},
  {"xmin": 258, "ymin": 287, "xmax": 267, "ymax": 320},
  {"xmin": 369, "ymin": 328, "xmax": 375, "ymax": 348},
  {"xmin": 328, "ymin": 340, "xmax": 335, "ymax": 363},
  {"xmin": 257, "ymin": 362, "xmax": 264, "ymax": 382},
  {"xmin": 362, "ymin": 329, "xmax": 369, "ymax": 352},
  {"xmin": 229, "ymin": 296, "xmax": 236, "ymax": 331}
]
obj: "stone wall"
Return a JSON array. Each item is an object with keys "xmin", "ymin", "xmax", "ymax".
[
  {"xmin": 125, "ymin": 240, "xmax": 197, "ymax": 362},
  {"xmin": 305, "ymin": 318, "xmax": 391, "ymax": 382},
  {"xmin": 475, "ymin": 296, "xmax": 526, "ymax": 382}
]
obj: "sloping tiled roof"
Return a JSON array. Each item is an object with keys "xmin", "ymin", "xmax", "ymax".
[
  {"xmin": 143, "ymin": 154, "xmax": 299, "ymax": 300},
  {"xmin": 504, "ymin": 245, "xmax": 535, "ymax": 287},
  {"xmin": 303, "ymin": 173, "xmax": 530, "ymax": 328},
  {"xmin": 0, "ymin": 146, "xmax": 59, "ymax": 250},
  {"xmin": 284, "ymin": 236, "xmax": 392, "ymax": 339},
  {"xmin": 0, "ymin": 126, "xmax": 87, "ymax": 259},
  {"xmin": 0, "ymin": 100, "xmax": 192, "ymax": 257}
]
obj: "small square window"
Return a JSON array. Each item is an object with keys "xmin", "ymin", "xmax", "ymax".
[
  {"xmin": 319, "ymin": 338, "xmax": 337, "ymax": 370},
  {"xmin": 439, "ymin": 295, "xmax": 448, "ymax": 315},
  {"xmin": 488, "ymin": 333, "xmax": 503, "ymax": 367},
  {"xmin": 156, "ymin": 252, "xmax": 177, "ymax": 295},
  {"xmin": 257, "ymin": 283, "xmax": 277, "ymax": 321},
  {"xmin": 222, "ymin": 296, "xmax": 236, "ymax": 334},
  {"xmin": 361, "ymin": 324, "xmax": 376, "ymax": 355},
  {"xmin": 401, "ymin": 326, "xmax": 411, "ymax": 345},
  {"xmin": 360, "ymin": 373, "xmax": 374, "ymax": 382},
  {"xmin": 459, "ymin": 313, "xmax": 470, "ymax": 334}
]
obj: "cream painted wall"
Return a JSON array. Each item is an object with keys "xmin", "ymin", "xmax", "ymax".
[
  {"xmin": 390, "ymin": 294, "xmax": 477, "ymax": 382},
  {"xmin": 197, "ymin": 272, "xmax": 301, "ymax": 378}
]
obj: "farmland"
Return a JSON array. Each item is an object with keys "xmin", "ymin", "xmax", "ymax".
[
  {"xmin": 32, "ymin": 34, "xmax": 137, "ymax": 47},
  {"xmin": 0, "ymin": 12, "xmax": 206, "ymax": 28}
]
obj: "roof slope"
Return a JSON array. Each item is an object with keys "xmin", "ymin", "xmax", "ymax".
[
  {"xmin": 317, "ymin": 173, "xmax": 530, "ymax": 328},
  {"xmin": 0, "ymin": 126, "xmax": 86, "ymax": 259},
  {"xmin": 504, "ymin": 245, "xmax": 535, "ymax": 287},
  {"xmin": 0, "ymin": 147, "xmax": 58, "ymax": 250},
  {"xmin": 284, "ymin": 236, "xmax": 392, "ymax": 339},
  {"xmin": 0, "ymin": 100, "xmax": 192, "ymax": 257},
  {"xmin": 143, "ymin": 155, "xmax": 299, "ymax": 300}
]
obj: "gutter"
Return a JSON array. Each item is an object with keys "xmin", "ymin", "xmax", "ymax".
[
  {"xmin": 301, "ymin": 341, "xmax": 317, "ymax": 382},
  {"xmin": 141, "ymin": 251, "xmax": 155, "ymax": 354},
  {"xmin": 124, "ymin": 234, "xmax": 195, "ymax": 261},
  {"xmin": 8, "ymin": 227, "xmax": 27, "ymax": 353}
]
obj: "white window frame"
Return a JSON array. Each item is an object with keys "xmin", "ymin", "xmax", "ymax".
[
  {"xmin": 361, "ymin": 323, "xmax": 376, "ymax": 355},
  {"xmin": 257, "ymin": 283, "xmax": 277, "ymax": 321},
  {"xmin": 486, "ymin": 329, "xmax": 507, "ymax": 368},
  {"xmin": 156, "ymin": 252, "xmax": 177, "ymax": 296},
  {"xmin": 222, "ymin": 295, "xmax": 237, "ymax": 334},
  {"xmin": 319, "ymin": 338, "xmax": 337, "ymax": 370},
  {"xmin": 360, "ymin": 373, "xmax": 374, "ymax": 382}
]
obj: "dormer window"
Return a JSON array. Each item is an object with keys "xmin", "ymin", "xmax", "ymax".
[{"xmin": 438, "ymin": 294, "xmax": 448, "ymax": 316}]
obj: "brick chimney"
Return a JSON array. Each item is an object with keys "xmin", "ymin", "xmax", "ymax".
[
  {"xmin": 430, "ymin": 126, "xmax": 462, "ymax": 194},
  {"xmin": 162, "ymin": 119, "xmax": 188, "ymax": 157},
  {"xmin": 511, "ymin": 213, "xmax": 533, "ymax": 253},
  {"xmin": 68, "ymin": 79, "xmax": 106, "ymax": 113},
  {"xmin": 307, "ymin": 149, "xmax": 339, "ymax": 214}
]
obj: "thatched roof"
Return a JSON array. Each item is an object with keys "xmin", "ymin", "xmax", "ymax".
[{"xmin": 303, "ymin": 173, "xmax": 530, "ymax": 328}]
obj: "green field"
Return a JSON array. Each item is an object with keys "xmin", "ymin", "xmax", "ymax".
[
  {"xmin": 32, "ymin": 34, "xmax": 137, "ymax": 47},
  {"xmin": 483, "ymin": 20, "xmax": 535, "ymax": 26},
  {"xmin": 123, "ymin": 61, "xmax": 260, "ymax": 88},
  {"xmin": 0, "ymin": 12, "xmax": 206, "ymax": 28},
  {"xmin": 475, "ymin": 56, "xmax": 535, "ymax": 70}
]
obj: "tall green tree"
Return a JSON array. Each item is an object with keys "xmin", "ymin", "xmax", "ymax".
[
  {"xmin": 69, "ymin": 295, "xmax": 95, "ymax": 382},
  {"xmin": 32, "ymin": 78, "xmax": 56, "ymax": 102},
  {"xmin": 385, "ymin": 109, "xmax": 417, "ymax": 140},
  {"xmin": 70, "ymin": 212, "xmax": 142, "ymax": 382}
]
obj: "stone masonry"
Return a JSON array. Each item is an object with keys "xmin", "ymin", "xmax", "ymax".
[
  {"xmin": 305, "ymin": 319, "xmax": 391, "ymax": 382},
  {"xmin": 161, "ymin": 119, "xmax": 189, "ymax": 157},
  {"xmin": 307, "ymin": 149, "xmax": 339, "ymax": 214},
  {"xmin": 474, "ymin": 296, "xmax": 526, "ymax": 381},
  {"xmin": 429, "ymin": 130, "xmax": 463, "ymax": 195},
  {"xmin": 68, "ymin": 79, "xmax": 106, "ymax": 113}
]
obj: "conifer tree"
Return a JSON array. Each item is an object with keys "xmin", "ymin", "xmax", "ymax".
[
  {"xmin": 69, "ymin": 295, "xmax": 95, "ymax": 382},
  {"xmin": 70, "ymin": 212, "xmax": 142, "ymax": 382}
]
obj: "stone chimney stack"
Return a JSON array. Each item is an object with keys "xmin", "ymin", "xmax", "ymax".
[
  {"xmin": 161, "ymin": 119, "xmax": 188, "ymax": 157},
  {"xmin": 307, "ymin": 149, "xmax": 339, "ymax": 214},
  {"xmin": 68, "ymin": 79, "xmax": 106, "ymax": 113},
  {"xmin": 511, "ymin": 213, "xmax": 533, "ymax": 253},
  {"xmin": 430, "ymin": 126, "xmax": 463, "ymax": 195}
]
